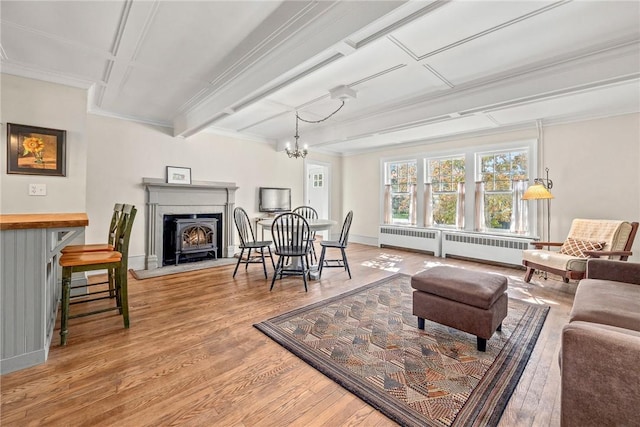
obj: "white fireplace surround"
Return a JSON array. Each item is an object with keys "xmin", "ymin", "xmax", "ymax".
[{"xmin": 143, "ymin": 178, "xmax": 238, "ymax": 270}]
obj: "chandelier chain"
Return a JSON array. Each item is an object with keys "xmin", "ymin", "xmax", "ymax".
[
  {"xmin": 296, "ymin": 100, "xmax": 345, "ymax": 124},
  {"xmin": 286, "ymin": 99, "xmax": 345, "ymax": 159}
]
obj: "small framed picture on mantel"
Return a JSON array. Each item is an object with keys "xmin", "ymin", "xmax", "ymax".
[{"xmin": 166, "ymin": 166, "xmax": 191, "ymax": 185}]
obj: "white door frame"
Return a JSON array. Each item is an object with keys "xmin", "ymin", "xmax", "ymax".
[{"xmin": 304, "ymin": 159, "xmax": 331, "ymax": 239}]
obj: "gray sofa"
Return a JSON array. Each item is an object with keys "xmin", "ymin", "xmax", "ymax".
[{"xmin": 561, "ymin": 259, "xmax": 640, "ymax": 427}]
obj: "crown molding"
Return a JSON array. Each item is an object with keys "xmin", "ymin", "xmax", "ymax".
[
  {"xmin": 320, "ymin": 108, "xmax": 640, "ymax": 158},
  {"xmin": 87, "ymin": 105, "xmax": 172, "ymax": 130},
  {"xmin": 534, "ymin": 108, "xmax": 639, "ymax": 129},
  {"xmin": 0, "ymin": 62, "xmax": 95, "ymax": 89},
  {"xmin": 0, "ymin": 19, "xmax": 114, "ymax": 59},
  {"xmin": 202, "ymin": 126, "xmax": 275, "ymax": 145},
  {"xmin": 336, "ymin": 122, "xmax": 540, "ymax": 157}
]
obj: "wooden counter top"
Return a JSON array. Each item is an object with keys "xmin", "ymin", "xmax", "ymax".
[{"xmin": 0, "ymin": 213, "xmax": 88, "ymax": 230}]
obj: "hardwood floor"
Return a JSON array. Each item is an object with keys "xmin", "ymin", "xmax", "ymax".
[{"xmin": 1, "ymin": 243, "xmax": 576, "ymax": 426}]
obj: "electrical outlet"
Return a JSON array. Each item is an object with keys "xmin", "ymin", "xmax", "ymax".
[{"xmin": 29, "ymin": 184, "xmax": 47, "ymax": 196}]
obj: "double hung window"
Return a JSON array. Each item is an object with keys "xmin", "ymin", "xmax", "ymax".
[
  {"xmin": 426, "ymin": 157, "xmax": 465, "ymax": 227},
  {"xmin": 385, "ymin": 160, "xmax": 417, "ymax": 223},
  {"xmin": 382, "ymin": 140, "xmax": 533, "ymax": 235},
  {"xmin": 477, "ymin": 149, "xmax": 528, "ymax": 231}
]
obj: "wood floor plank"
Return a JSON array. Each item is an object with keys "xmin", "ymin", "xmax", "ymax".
[{"xmin": 1, "ymin": 243, "xmax": 573, "ymax": 426}]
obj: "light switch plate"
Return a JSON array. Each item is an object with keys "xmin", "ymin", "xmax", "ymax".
[{"xmin": 29, "ymin": 184, "xmax": 47, "ymax": 196}]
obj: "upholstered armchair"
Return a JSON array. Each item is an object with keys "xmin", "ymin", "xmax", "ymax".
[{"xmin": 522, "ymin": 219, "xmax": 638, "ymax": 283}]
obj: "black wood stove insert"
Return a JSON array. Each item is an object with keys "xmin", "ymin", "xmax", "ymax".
[{"xmin": 162, "ymin": 213, "xmax": 223, "ymax": 266}]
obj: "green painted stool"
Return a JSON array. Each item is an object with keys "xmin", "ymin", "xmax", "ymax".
[
  {"xmin": 61, "ymin": 203, "xmax": 124, "ymax": 296},
  {"xmin": 58, "ymin": 204, "xmax": 136, "ymax": 345}
]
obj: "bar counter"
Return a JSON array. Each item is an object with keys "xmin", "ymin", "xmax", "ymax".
[
  {"xmin": 1, "ymin": 213, "xmax": 88, "ymax": 374},
  {"xmin": 0, "ymin": 212, "xmax": 88, "ymax": 230}
]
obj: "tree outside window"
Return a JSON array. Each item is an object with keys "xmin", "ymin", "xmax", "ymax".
[
  {"xmin": 479, "ymin": 150, "xmax": 528, "ymax": 230},
  {"xmin": 388, "ymin": 161, "xmax": 416, "ymax": 222},
  {"xmin": 428, "ymin": 157, "xmax": 465, "ymax": 226}
]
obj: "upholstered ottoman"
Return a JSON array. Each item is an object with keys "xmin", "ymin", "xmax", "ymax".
[{"xmin": 411, "ymin": 266, "xmax": 508, "ymax": 351}]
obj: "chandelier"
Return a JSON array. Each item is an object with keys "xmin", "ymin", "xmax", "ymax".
[
  {"xmin": 285, "ymin": 113, "xmax": 308, "ymax": 159},
  {"xmin": 285, "ymin": 99, "xmax": 346, "ymax": 159}
]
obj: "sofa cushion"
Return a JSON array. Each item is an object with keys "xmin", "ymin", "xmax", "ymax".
[
  {"xmin": 586, "ymin": 259, "xmax": 640, "ymax": 285},
  {"xmin": 570, "ymin": 279, "xmax": 640, "ymax": 332},
  {"xmin": 559, "ymin": 237, "xmax": 605, "ymax": 257},
  {"xmin": 522, "ymin": 249, "xmax": 588, "ymax": 272},
  {"xmin": 561, "ymin": 321, "xmax": 640, "ymax": 427}
]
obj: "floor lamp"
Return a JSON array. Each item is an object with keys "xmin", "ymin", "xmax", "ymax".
[
  {"xmin": 522, "ymin": 168, "xmax": 554, "ymax": 278},
  {"xmin": 522, "ymin": 168, "xmax": 553, "ymax": 242}
]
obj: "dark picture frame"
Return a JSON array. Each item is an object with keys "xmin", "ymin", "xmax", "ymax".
[
  {"xmin": 166, "ymin": 166, "xmax": 192, "ymax": 184},
  {"xmin": 7, "ymin": 123, "xmax": 66, "ymax": 176}
]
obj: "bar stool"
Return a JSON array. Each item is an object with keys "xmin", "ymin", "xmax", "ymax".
[
  {"xmin": 61, "ymin": 203, "xmax": 124, "ymax": 296},
  {"xmin": 58, "ymin": 204, "xmax": 136, "ymax": 345},
  {"xmin": 61, "ymin": 203, "xmax": 124, "ymax": 254}
]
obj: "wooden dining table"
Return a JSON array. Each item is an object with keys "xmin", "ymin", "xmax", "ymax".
[
  {"xmin": 257, "ymin": 217, "xmax": 337, "ymax": 279},
  {"xmin": 258, "ymin": 217, "xmax": 337, "ymax": 237}
]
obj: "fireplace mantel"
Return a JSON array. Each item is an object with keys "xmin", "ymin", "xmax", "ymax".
[{"xmin": 142, "ymin": 178, "xmax": 238, "ymax": 269}]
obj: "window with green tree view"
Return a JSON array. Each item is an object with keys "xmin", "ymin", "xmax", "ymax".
[
  {"xmin": 427, "ymin": 156, "xmax": 465, "ymax": 226},
  {"xmin": 387, "ymin": 160, "xmax": 416, "ymax": 222},
  {"xmin": 382, "ymin": 140, "xmax": 533, "ymax": 234},
  {"xmin": 478, "ymin": 149, "xmax": 528, "ymax": 230}
]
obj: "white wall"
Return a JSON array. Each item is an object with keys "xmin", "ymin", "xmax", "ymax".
[
  {"xmin": 86, "ymin": 114, "xmax": 343, "ymax": 267},
  {"xmin": 542, "ymin": 114, "xmax": 640, "ymax": 243},
  {"xmin": 342, "ymin": 114, "xmax": 640, "ymax": 261},
  {"xmin": 3, "ymin": 75, "xmax": 637, "ymax": 264},
  {"xmin": 1, "ymin": 74, "xmax": 87, "ymax": 213},
  {"xmin": 0, "ymin": 75, "xmax": 343, "ymax": 270}
]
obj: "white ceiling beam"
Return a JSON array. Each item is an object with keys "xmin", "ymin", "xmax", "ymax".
[
  {"xmin": 173, "ymin": 1, "xmax": 409, "ymax": 138},
  {"xmin": 98, "ymin": 1, "xmax": 160, "ymax": 110},
  {"xmin": 292, "ymin": 43, "xmax": 640, "ymax": 148}
]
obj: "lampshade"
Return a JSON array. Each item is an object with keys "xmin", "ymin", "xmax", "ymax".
[{"xmin": 522, "ymin": 183, "xmax": 553, "ymax": 200}]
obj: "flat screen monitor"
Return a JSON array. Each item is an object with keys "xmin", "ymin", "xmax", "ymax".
[{"xmin": 259, "ymin": 187, "xmax": 291, "ymax": 213}]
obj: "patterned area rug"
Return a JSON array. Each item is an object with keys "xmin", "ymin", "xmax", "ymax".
[{"xmin": 255, "ymin": 273, "xmax": 549, "ymax": 427}]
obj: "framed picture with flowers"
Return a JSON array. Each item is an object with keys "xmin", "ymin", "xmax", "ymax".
[{"xmin": 7, "ymin": 123, "xmax": 66, "ymax": 176}]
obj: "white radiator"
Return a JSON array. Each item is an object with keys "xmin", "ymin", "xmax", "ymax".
[
  {"xmin": 379, "ymin": 226, "xmax": 441, "ymax": 256},
  {"xmin": 441, "ymin": 231, "xmax": 535, "ymax": 267}
]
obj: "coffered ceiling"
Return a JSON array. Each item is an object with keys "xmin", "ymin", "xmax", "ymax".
[{"xmin": 1, "ymin": 1, "xmax": 639, "ymax": 156}]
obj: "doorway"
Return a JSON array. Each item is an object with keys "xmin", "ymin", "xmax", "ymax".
[{"xmin": 304, "ymin": 160, "xmax": 331, "ymax": 240}]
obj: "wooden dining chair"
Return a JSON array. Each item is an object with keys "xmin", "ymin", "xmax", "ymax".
[
  {"xmin": 293, "ymin": 205, "xmax": 318, "ymax": 263},
  {"xmin": 270, "ymin": 212, "xmax": 312, "ymax": 292},
  {"xmin": 318, "ymin": 210, "xmax": 353, "ymax": 279},
  {"xmin": 233, "ymin": 207, "xmax": 275, "ymax": 279},
  {"xmin": 58, "ymin": 204, "xmax": 136, "ymax": 345}
]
